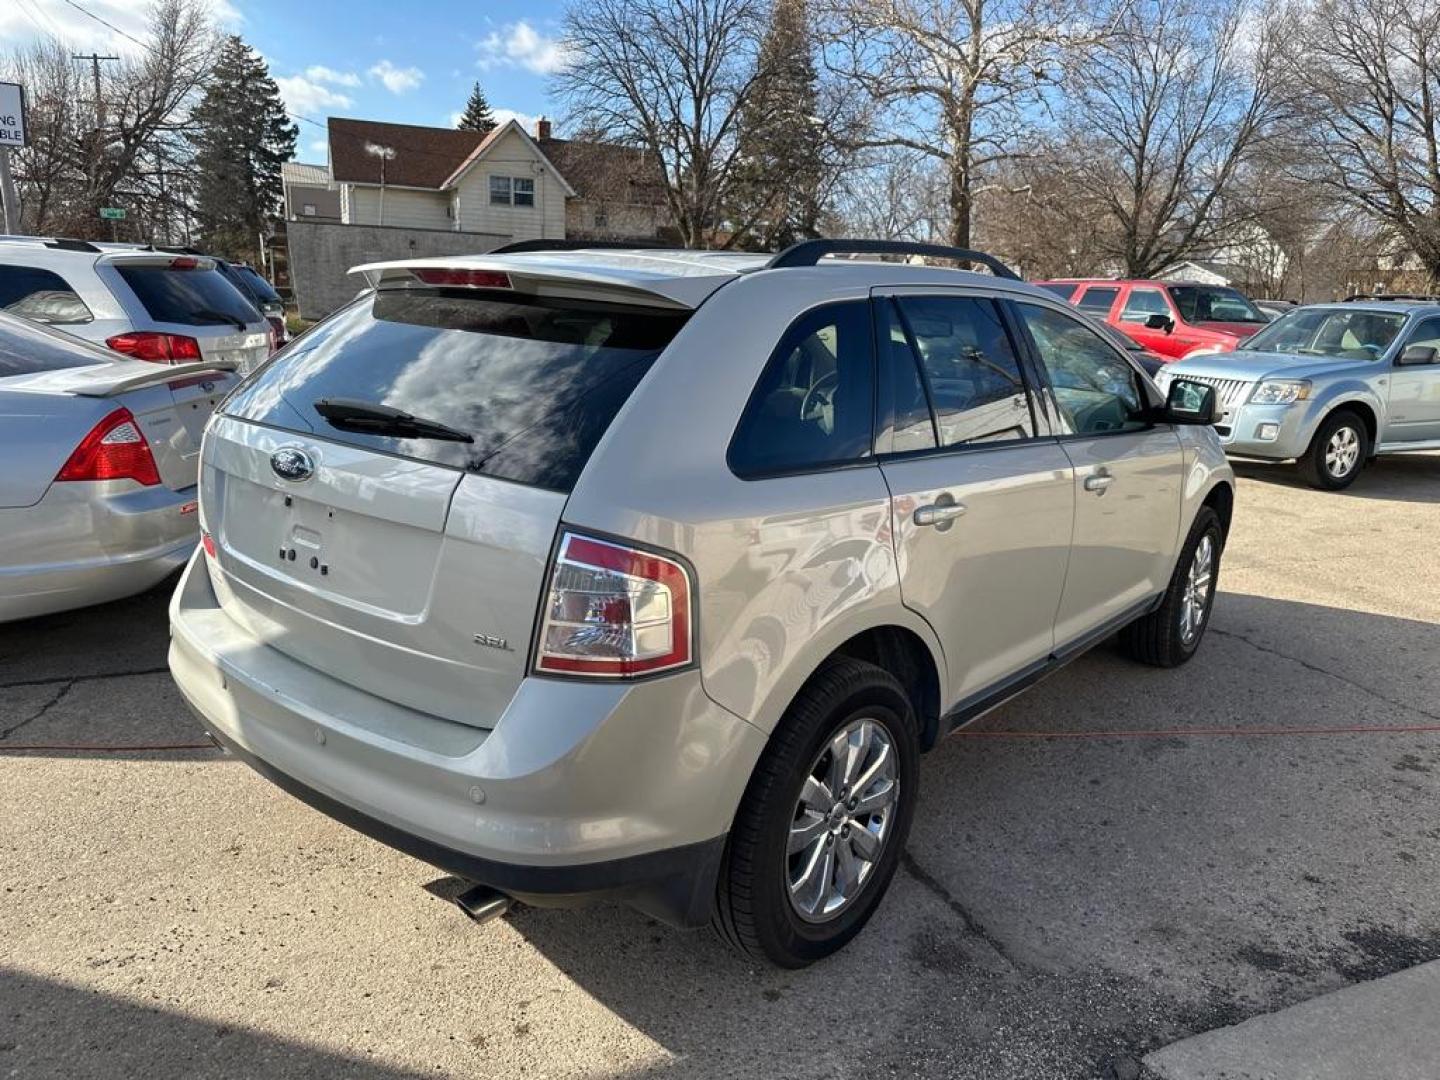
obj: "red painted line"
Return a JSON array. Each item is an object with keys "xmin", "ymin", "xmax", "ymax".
[{"xmin": 954, "ymin": 724, "xmax": 1440, "ymax": 740}]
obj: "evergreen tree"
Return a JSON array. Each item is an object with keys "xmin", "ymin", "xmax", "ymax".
[
  {"xmin": 457, "ymin": 82, "xmax": 498, "ymax": 134},
  {"xmin": 733, "ymin": 0, "xmax": 825, "ymax": 249},
  {"xmin": 187, "ymin": 35, "xmax": 296, "ymax": 261}
]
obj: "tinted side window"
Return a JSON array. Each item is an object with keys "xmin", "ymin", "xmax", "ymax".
[
  {"xmin": 1076, "ymin": 287, "xmax": 1119, "ymax": 316},
  {"xmin": 895, "ymin": 295, "xmax": 1033, "ymax": 447},
  {"xmin": 1402, "ymin": 317, "xmax": 1440, "ymax": 354},
  {"xmin": 1120, "ymin": 288, "xmax": 1170, "ymax": 323},
  {"xmin": 115, "ymin": 265, "xmax": 260, "ymax": 327},
  {"xmin": 877, "ymin": 300, "xmax": 938, "ymax": 454},
  {"xmin": 1039, "ymin": 283, "xmax": 1077, "ymax": 301},
  {"xmin": 728, "ymin": 301, "xmax": 875, "ymax": 477},
  {"xmin": 0, "ymin": 264, "xmax": 93, "ymax": 325},
  {"xmin": 1016, "ymin": 303, "xmax": 1149, "ymax": 436}
]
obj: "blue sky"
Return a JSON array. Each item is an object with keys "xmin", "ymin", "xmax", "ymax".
[{"xmin": 1, "ymin": 0, "xmax": 569, "ymax": 162}]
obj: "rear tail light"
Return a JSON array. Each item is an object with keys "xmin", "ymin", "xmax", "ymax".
[
  {"xmin": 55, "ymin": 407, "xmax": 162, "ymax": 487},
  {"xmin": 534, "ymin": 533, "xmax": 693, "ymax": 678},
  {"xmin": 106, "ymin": 332, "xmax": 203, "ymax": 364}
]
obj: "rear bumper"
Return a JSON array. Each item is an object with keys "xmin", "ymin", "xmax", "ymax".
[
  {"xmin": 0, "ymin": 481, "xmax": 198, "ymax": 622},
  {"xmin": 167, "ymin": 552, "xmax": 768, "ymax": 928}
]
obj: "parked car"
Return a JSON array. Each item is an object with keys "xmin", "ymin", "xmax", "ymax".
[
  {"xmin": 169, "ymin": 240, "xmax": 1234, "ymax": 966},
  {"xmin": 0, "ymin": 238, "xmax": 272, "ymax": 373},
  {"xmin": 214, "ymin": 258, "xmax": 288, "ymax": 347},
  {"xmin": 0, "ymin": 311, "xmax": 238, "ymax": 622},
  {"xmin": 1096, "ymin": 319, "xmax": 1167, "ymax": 376},
  {"xmin": 1254, "ymin": 298, "xmax": 1298, "ymax": 321},
  {"xmin": 1037, "ymin": 278, "xmax": 1271, "ymax": 360},
  {"xmin": 1154, "ymin": 299, "xmax": 1440, "ymax": 489}
]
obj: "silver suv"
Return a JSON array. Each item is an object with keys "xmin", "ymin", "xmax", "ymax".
[
  {"xmin": 1157, "ymin": 298, "xmax": 1440, "ymax": 489},
  {"xmin": 169, "ymin": 241, "xmax": 1235, "ymax": 966}
]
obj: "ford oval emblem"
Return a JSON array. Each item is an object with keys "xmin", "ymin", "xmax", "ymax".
[{"xmin": 270, "ymin": 446, "xmax": 315, "ymax": 482}]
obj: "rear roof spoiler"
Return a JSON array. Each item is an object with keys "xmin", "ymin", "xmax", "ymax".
[{"xmin": 71, "ymin": 360, "xmax": 239, "ymax": 397}]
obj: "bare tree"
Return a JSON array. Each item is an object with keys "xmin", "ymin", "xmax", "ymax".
[
  {"xmin": 820, "ymin": 0, "xmax": 1092, "ymax": 250},
  {"xmin": 1, "ymin": 0, "xmax": 215, "ymax": 238},
  {"xmin": 555, "ymin": 0, "xmax": 769, "ymax": 247},
  {"xmin": 831, "ymin": 148, "xmax": 949, "ymax": 242},
  {"xmin": 1056, "ymin": 0, "xmax": 1286, "ymax": 277},
  {"xmin": 1285, "ymin": 0, "xmax": 1440, "ymax": 278}
]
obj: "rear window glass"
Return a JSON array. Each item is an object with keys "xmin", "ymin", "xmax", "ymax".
[
  {"xmin": 115, "ymin": 264, "xmax": 260, "ymax": 327},
  {"xmin": 231, "ymin": 265, "xmax": 281, "ymax": 303},
  {"xmin": 0, "ymin": 313, "xmax": 111, "ymax": 375},
  {"xmin": 0, "ymin": 264, "xmax": 93, "ymax": 325},
  {"xmin": 222, "ymin": 288, "xmax": 689, "ymax": 492}
]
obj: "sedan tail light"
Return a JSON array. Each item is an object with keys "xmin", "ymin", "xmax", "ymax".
[
  {"xmin": 55, "ymin": 407, "xmax": 162, "ymax": 487},
  {"xmin": 106, "ymin": 332, "xmax": 203, "ymax": 364},
  {"xmin": 534, "ymin": 533, "xmax": 693, "ymax": 678}
]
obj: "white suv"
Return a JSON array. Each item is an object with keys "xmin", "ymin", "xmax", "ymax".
[
  {"xmin": 0, "ymin": 238, "xmax": 271, "ymax": 372},
  {"xmin": 169, "ymin": 241, "xmax": 1234, "ymax": 966}
]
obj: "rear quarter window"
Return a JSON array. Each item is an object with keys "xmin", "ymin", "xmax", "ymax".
[
  {"xmin": 114, "ymin": 264, "xmax": 261, "ymax": 327},
  {"xmin": 222, "ymin": 288, "xmax": 689, "ymax": 493},
  {"xmin": 0, "ymin": 264, "xmax": 93, "ymax": 325},
  {"xmin": 1076, "ymin": 287, "xmax": 1119, "ymax": 316}
]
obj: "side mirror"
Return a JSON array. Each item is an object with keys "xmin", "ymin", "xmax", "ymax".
[
  {"xmin": 1397, "ymin": 344, "xmax": 1437, "ymax": 366},
  {"xmin": 1164, "ymin": 378, "xmax": 1221, "ymax": 425},
  {"xmin": 1144, "ymin": 313, "xmax": 1174, "ymax": 333}
]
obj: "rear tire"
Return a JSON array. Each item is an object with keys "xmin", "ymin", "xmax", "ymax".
[
  {"xmin": 1120, "ymin": 507, "xmax": 1223, "ymax": 668},
  {"xmin": 713, "ymin": 658, "xmax": 919, "ymax": 968},
  {"xmin": 1298, "ymin": 409, "xmax": 1367, "ymax": 490}
]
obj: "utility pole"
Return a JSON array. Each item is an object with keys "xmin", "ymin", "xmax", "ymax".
[{"xmin": 73, "ymin": 53, "xmax": 119, "ymax": 231}]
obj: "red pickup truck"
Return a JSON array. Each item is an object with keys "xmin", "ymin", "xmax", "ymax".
[{"xmin": 1036, "ymin": 278, "xmax": 1270, "ymax": 360}]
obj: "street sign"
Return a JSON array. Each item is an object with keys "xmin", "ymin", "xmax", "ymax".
[
  {"xmin": 0, "ymin": 82, "xmax": 25, "ymax": 148},
  {"xmin": 99, "ymin": 207, "xmax": 126, "ymax": 220}
]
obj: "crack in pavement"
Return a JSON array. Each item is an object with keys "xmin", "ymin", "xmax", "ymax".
[
  {"xmin": 0, "ymin": 680, "xmax": 76, "ymax": 740},
  {"xmin": 1210, "ymin": 626, "xmax": 1440, "ymax": 724},
  {"xmin": 0, "ymin": 666, "xmax": 169, "ymax": 691},
  {"xmin": 901, "ymin": 848, "xmax": 1018, "ymax": 969}
]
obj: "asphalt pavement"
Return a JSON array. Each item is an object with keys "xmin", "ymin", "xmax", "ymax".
[{"xmin": 2, "ymin": 452, "xmax": 1438, "ymax": 1079}]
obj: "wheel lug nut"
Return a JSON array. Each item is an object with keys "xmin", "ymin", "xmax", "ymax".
[{"xmin": 847, "ymin": 798, "xmax": 858, "ymax": 810}]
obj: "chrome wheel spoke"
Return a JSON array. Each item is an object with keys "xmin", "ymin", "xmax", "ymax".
[
  {"xmin": 798, "ymin": 775, "xmax": 832, "ymax": 814},
  {"xmin": 788, "ymin": 811, "xmax": 828, "ymax": 855},
  {"xmin": 848, "ymin": 823, "xmax": 881, "ymax": 861},
  {"xmin": 852, "ymin": 777, "xmax": 896, "ymax": 816},
  {"xmin": 834, "ymin": 834, "xmax": 861, "ymax": 897},
  {"xmin": 790, "ymin": 836, "xmax": 832, "ymax": 914}
]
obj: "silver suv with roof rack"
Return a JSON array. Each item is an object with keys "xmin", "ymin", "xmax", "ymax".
[
  {"xmin": 1155, "ymin": 297, "xmax": 1440, "ymax": 489},
  {"xmin": 168, "ymin": 239, "xmax": 1234, "ymax": 966},
  {"xmin": 0, "ymin": 236, "xmax": 272, "ymax": 373}
]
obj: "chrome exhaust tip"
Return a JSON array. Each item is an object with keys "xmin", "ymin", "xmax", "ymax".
[{"xmin": 454, "ymin": 883, "xmax": 512, "ymax": 925}]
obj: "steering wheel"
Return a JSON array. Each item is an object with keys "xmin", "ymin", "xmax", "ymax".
[{"xmin": 800, "ymin": 371, "xmax": 839, "ymax": 432}]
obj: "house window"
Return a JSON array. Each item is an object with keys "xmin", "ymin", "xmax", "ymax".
[
  {"xmin": 302, "ymin": 204, "xmax": 316, "ymax": 216},
  {"xmin": 513, "ymin": 178, "xmax": 535, "ymax": 207},
  {"xmin": 594, "ymin": 207, "xmax": 608, "ymax": 228},
  {"xmin": 490, "ymin": 176, "xmax": 512, "ymax": 205}
]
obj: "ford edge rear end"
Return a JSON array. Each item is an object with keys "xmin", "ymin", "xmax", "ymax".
[{"xmin": 167, "ymin": 258, "xmax": 768, "ymax": 927}]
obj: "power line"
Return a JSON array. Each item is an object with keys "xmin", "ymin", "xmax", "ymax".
[{"xmin": 58, "ymin": 0, "xmax": 149, "ymax": 51}]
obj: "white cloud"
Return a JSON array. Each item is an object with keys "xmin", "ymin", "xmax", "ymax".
[
  {"xmin": 369, "ymin": 60, "xmax": 424, "ymax": 94},
  {"xmin": 304, "ymin": 65, "xmax": 361, "ymax": 88},
  {"xmin": 477, "ymin": 21, "xmax": 571, "ymax": 76},
  {"xmin": 309, "ymin": 138, "xmax": 330, "ymax": 158},
  {"xmin": 495, "ymin": 109, "xmax": 542, "ymax": 133},
  {"xmin": 275, "ymin": 74, "xmax": 354, "ymax": 117},
  {"xmin": 1, "ymin": 0, "xmax": 238, "ymax": 55}
]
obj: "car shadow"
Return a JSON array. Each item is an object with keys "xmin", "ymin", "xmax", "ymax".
[
  {"xmin": 1232, "ymin": 451, "xmax": 1440, "ymax": 503},
  {"xmin": 500, "ymin": 591, "xmax": 1440, "ymax": 1076},
  {"xmin": 0, "ymin": 967, "xmax": 439, "ymax": 1080}
]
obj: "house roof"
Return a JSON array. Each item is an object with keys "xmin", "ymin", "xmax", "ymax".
[
  {"xmin": 282, "ymin": 161, "xmax": 333, "ymax": 187},
  {"xmin": 538, "ymin": 137, "xmax": 669, "ymax": 207},
  {"xmin": 328, "ymin": 117, "xmax": 486, "ymax": 188}
]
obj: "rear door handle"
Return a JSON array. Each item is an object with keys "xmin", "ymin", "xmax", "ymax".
[
  {"xmin": 1083, "ymin": 472, "xmax": 1114, "ymax": 493},
  {"xmin": 914, "ymin": 502, "xmax": 967, "ymax": 527}
]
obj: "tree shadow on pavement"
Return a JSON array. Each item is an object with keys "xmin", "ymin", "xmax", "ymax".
[{"xmin": 0, "ymin": 967, "xmax": 437, "ymax": 1080}]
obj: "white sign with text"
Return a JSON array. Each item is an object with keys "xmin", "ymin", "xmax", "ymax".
[{"xmin": 0, "ymin": 83, "xmax": 27, "ymax": 148}]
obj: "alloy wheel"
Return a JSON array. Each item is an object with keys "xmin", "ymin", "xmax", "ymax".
[
  {"xmin": 785, "ymin": 717, "xmax": 898, "ymax": 923},
  {"xmin": 1325, "ymin": 425, "xmax": 1360, "ymax": 479},
  {"xmin": 1180, "ymin": 534, "xmax": 1214, "ymax": 645}
]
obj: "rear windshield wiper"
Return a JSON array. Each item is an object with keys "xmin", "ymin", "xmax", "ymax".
[{"xmin": 313, "ymin": 397, "xmax": 474, "ymax": 443}]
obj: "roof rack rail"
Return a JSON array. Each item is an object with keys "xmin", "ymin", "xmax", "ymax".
[
  {"xmin": 1343, "ymin": 292, "xmax": 1440, "ymax": 303},
  {"xmin": 766, "ymin": 239, "xmax": 1021, "ymax": 280},
  {"xmin": 489, "ymin": 239, "xmax": 669, "ymax": 255}
]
